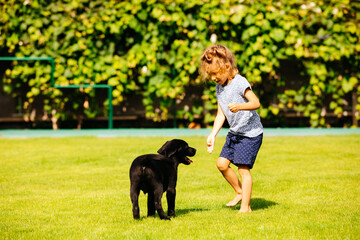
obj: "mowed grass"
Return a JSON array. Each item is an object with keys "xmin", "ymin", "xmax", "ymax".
[{"xmin": 0, "ymin": 134, "xmax": 359, "ymax": 239}]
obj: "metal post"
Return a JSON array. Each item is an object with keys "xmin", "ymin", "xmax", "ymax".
[
  {"xmin": 108, "ymin": 86, "xmax": 113, "ymax": 129},
  {"xmin": 50, "ymin": 58, "xmax": 55, "ymax": 86}
]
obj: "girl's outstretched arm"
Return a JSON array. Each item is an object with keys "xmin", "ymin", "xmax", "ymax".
[{"xmin": 207, "ymin": 102, "xmax": 225, "ymax": 153}]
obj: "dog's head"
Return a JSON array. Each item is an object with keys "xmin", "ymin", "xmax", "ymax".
[{"xmin": 157, "ymin": 139, "xmax": 196, "ymax": 165}]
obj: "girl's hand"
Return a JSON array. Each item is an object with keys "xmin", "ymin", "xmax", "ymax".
[
  {"xmin": 207, "ymin": 135, "xmax": 215, "ymax": 153},
  {"xmin": 228, "ymin": 89, "xmax": 261, "ymax": 112},
  {"xmin": 228, "ymin": 103, "xmax": 240, "ymax": 113}
]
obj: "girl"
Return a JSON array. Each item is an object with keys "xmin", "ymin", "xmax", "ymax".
[{"xmin": 199, "ymin": 44, "xmax": 263, "ymax": 213}]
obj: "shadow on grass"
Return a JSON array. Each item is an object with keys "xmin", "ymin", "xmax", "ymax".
[
  {"xmin": 135, "ymin": 208, "xmax": 210, "ymax": 220},
  {"xmin": 135, "ymin": 198, "xmax": 276, "ymax": 220},
  {"xmin": 222, "ymin": 198, "xmax": 277, "ymax": 211},
  {"xmin": 175, "ymin": 208, "xmax": 211, "ymax": 216},
  {"xmin": 251, "ymin": 198, "xmax": 277, "ymax": 210}
]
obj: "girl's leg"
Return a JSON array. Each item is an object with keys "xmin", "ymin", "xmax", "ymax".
[
  {"xmin": 216, "ymin": 157, "xmax": 242, "ymax": 206},
  {"xmin": 237, "ymin": 166, "xmax": 253, "ymax": 213}
]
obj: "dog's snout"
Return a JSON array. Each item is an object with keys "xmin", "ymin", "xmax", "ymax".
[{"xmin": 188, "ymin": 147, "xmax": 196, "ymax": 156}]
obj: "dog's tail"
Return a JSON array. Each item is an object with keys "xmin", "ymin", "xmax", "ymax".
[
  {"xmin": 140, "ymin": 165, "xmax": 146, "ymax": 175},
  {"xmin": 130, "ymin": 157, "xmax": 151, "ymax": 176}
]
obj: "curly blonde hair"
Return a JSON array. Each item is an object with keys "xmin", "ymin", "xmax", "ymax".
[{"xmin": 199, "ymin": 44, "xmax": 238, "ymax": 81}]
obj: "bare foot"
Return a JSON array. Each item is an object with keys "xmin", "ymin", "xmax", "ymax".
[
  {"xmin": 238, "ymin": 207, "xmax": 252, "ymax": 213},
  {"xmin": 226, "ymin": 194, "xmax": 242, "ymax": 207}
]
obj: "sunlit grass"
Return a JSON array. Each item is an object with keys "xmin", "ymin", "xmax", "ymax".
[{"xmin": 0, "ymin": 135, "xmax": 359, "ymax": 239}]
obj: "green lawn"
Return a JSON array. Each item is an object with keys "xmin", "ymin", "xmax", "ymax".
[{"xmin": 0, "ymin": 135, "xmax": 359, "ymax": 239}]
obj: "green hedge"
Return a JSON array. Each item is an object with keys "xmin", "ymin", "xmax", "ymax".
[{"xmin": 1, "ymin": 0, "xmax": 359, "ymax": 128}]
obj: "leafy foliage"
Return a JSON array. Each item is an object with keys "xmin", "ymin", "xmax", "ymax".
[{"xmin": 0, "ymin": 0, "xmax": 359, "ymax": 127}]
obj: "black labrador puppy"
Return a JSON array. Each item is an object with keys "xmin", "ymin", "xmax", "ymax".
[{"xmin": 129, "ymin": 139, "xmax": 196, "ymax": 220}]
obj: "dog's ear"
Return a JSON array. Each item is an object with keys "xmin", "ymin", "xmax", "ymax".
[{"xmin": 157, "ymin": 141, "xmax": 178, "ymax": 157}]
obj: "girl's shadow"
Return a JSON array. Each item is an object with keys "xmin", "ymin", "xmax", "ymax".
[
  {"xmin": 176, "ymin": 198, "xmax": 276, "ymax": 216},
  {"xmin": 251, "ymin": 198, "xmax": 277, "ymax": 210},
  {"xmin": 221, "ymin": 198, "xmax": 277, "ymax": 211}
]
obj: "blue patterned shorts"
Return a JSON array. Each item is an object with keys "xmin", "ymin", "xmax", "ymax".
[{"xmin": 220, "ymin": 132, "xmax": 263, "ymax": 169}]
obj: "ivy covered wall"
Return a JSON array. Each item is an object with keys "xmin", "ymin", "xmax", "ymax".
[{"xmin": 0, "ymin": 0, "xmax": 359, "ymax": 128}]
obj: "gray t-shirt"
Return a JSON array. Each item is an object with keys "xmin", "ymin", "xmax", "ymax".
[{"xmin": 216, "ymin": 74, "xmax": 263, "ymax": 137}]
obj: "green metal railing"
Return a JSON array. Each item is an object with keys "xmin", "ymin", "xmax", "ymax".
[{"xmin": 0, "ymin": 56, "xmax": 113, "ymax": 128}]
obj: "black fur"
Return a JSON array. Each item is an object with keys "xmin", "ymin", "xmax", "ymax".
[{"xmin": 129, "ymin": 139, "xmax": 196, "ymax": 220}]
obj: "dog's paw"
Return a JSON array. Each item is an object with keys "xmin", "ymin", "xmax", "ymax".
[{"xmin": 160, "ymin": 215, "xmax": 171, "ymax": 220}]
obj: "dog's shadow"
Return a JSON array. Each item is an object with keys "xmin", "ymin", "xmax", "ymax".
[
  {"xmin": 175, "ymin": 208, "xmax": 210, "ymax": 216},
  {"xmin": 223, "ymin": 198, "xmax": 277, "ymax": 211},
  {"xmin": 136, "ymin": 208, "xmax": 210, "ymax": 220}
]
